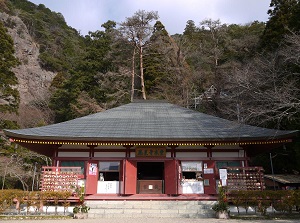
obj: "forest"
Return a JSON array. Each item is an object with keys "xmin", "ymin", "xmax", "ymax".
[{"xmin": 0, "ymin": 0, "xmax": 299, "ymax": 189}]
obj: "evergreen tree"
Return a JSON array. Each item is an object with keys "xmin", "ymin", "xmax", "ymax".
[
  {"xmin": 144, "ymin": 21, "xmax": 192, "ymax": 106},
  {"xmin": 183, "ymin": 20, "xmax": 198, "ymax": 36},
  {"xmin": 144, "ymin": 21, "xmax": 170, "ymax": 96},
  {"xmin": 0, "ymin": 21, "xmax": 20, "ymax": 115},
  {"xmin": 49, "ymin": 21, "xmax": 127, "ymax": 122},
  {"xmin": 260, "ymin": 0, "xmax": 300, "ymax": 51}
]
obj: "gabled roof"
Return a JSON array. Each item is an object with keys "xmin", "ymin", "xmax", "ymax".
[{"xmin": 4, "ymin": 101, "xmax": 297, "ymax": 144}]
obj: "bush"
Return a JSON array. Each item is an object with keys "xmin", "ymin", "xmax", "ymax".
[
  {"xmin": 228, "ymin": 190, "xmax": 300, "ymax": 215},
  {"xmin": 0, "ymin": 189, "xmax": 72, "ymax": 215},
  {"xmin": 212, "ymin": 185, "xmax": 229, "ymax": 213}
]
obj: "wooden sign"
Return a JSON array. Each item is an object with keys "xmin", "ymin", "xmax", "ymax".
[
  {"xmin": 135, "ymin": 147, "xmax": 166, "ymax": 157},
  {"xmin": 40, "ymin": 167, "xmax": 80, "ymax": 192}
]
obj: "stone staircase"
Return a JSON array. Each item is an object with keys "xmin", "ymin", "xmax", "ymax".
[{"xmin": 86, "ymin": 200, "xmax": 215, "ymax": 218}]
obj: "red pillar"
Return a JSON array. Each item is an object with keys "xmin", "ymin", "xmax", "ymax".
[{"xmin": 204, "ymin": 146, "xmax": 217, "ymax": 195}]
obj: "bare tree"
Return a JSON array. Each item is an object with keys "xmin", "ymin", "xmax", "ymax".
[
  {"xmin": 0, "ymin": 154, "xmax": 31, "ymax": 190},
  {"xmin": 1, "ymin": 155, "xmax": 14, "ymax": 190},
  {"xmin": 281, "ymin": 32, "xmax": 300, "ymax": 67},
  {"xmin": 119, "ymin": 10, "xmax": 159, "ymax": 100},
  {"xmin": 1, "ymin": 91, "xmax": 55, "ymax": 128},
  {"xmin": 218, "ymin": 33, "xmax": 300, "ymax": 128},
  {"xmin": 0, "ymin": 144, "xmax": 50, "ymax": 190},
  {"xmin": 198, "ymin": 19, "xmax": 230, "ymax": 97},
  {"xmin": 199, "ymin": 19, "xmax": 227, "ymax": 67}
]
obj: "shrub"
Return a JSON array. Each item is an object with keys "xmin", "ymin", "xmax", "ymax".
[
  {"xmin": 228, "ymin": 189, "xmax": 300, "ymax": 215},
  {"xmin": 0, "ymin": 189, "xmax": 73, "ymax": 215},
  {"xmin": 212, "ymin": 185, "xmax": 229, "ymax": 213}
]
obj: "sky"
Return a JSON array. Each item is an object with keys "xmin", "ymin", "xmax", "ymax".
[{"xmin": 29, "ymin": 0, "xmax": 272, "ymax": 36}]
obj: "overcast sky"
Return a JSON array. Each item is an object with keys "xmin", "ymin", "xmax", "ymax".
[{"xmin": 29, "ymin": 0, "xmax": 271, "ymax": 36}]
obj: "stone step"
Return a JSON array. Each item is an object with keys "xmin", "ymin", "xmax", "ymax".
[{"xmin": 86, "ymin": 200, "xmax": 215, "ymax": 218}]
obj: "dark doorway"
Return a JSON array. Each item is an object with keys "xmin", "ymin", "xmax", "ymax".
[
  {"xmin": 137, "ymin": 162, "xmax": 164, "ymax": 194},
  {"xmin": 137, "ymin": 162, "xmax": 164, "ymax": 180}
]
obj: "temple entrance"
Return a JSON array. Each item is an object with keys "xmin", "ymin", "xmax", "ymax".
[{"xmin": 137, "ymin": 162, "xmax": 164, "ymax": 194}]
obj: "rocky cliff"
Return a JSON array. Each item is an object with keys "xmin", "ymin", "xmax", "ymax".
[{"xmin": 1, "ymin": 12, "xmax": 56, "ymax": 105}]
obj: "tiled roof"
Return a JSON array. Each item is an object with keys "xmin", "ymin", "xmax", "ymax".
[
  {"xmin": 3, "ymin": 101, "xmax": 298, "ymax": 142},
  {"xmin": 264, "ymin": 174, "xmax": 300, "ymax": 184}
]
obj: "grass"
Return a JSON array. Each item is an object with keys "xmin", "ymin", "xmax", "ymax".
[
  {"xmin": 230, "ymin": 212, "xmax": 300, "ymax": 220},
  {"xmin": 0, "ymin": 214, "xmax": 73, "ymax": 220}
]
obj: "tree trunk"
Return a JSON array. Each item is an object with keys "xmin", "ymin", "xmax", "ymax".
[
  {"xmin": 2, "ymin": 164, "xmax": 8, "ymax": 190},
  {"xmin": 131, "ymin": 47, "xmax": 136, "ymax": 102},
  {"xmin": 139, "ymin": 45, "xmax": 146, "ymax": 100},
  {"xmin": 1, "ymin": 158, "xmax": 12, "ymax": 190}
]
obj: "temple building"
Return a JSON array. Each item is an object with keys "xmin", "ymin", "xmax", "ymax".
[{"xmin": 3, "ymin": 101, "xmax": 298, "ymax": 199}]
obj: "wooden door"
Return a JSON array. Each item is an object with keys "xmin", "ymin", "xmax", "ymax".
[
  {"xmin": 121, "ymin": 159, "xmax": 137, "ymax": 195},
  {"xmin": 85, "ymin": 161, "xmax": 98, "ymax": 195},
  {"xmin": 164, "ymin": 159, "xmax": 182, "ymax": 195}
]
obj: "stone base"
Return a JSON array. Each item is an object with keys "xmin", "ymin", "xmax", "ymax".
[
  {"xmin": 73, "ymin": 213, "xmax": 88, "ymax": 219},
  {"xmin": 216, "ymin": 211, "xmax": 229, "ymax": 219},
  {"xmin": 86, "ymin": 200, "xmax": 215, "ymax": 218}
]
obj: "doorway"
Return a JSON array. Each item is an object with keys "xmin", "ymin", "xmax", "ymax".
[
  {"xmin": 137, "ymin": 162, "xmax": 164, "ymax": 180},
  {"xmin": 137, "ymin": 162, "xmax": 164, "ymax": 194}
]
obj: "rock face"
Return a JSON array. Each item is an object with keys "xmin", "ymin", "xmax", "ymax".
[{"xmin": 0, "ymin": 12, "xmax": 56, "ymax": 105}]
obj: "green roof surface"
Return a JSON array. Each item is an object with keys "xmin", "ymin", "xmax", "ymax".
[{"xmin": 4, "ymin": 101, "xmax": 298, "ymax": 142}]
